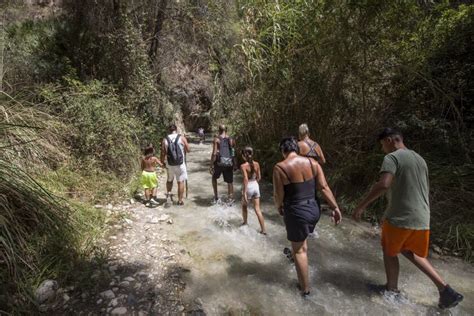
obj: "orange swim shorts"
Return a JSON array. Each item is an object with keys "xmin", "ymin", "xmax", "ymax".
[{"xmin": 381, "ymin": 220, "xmax": 430, "ymax": 258}]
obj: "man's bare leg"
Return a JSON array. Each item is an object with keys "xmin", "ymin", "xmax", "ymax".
[
  {"xmin": 166, "ymin": 181, "xmax": 173, "ymax": 201},
  {"xmin": 227, "ymin": 183, "xmax": 234, "ymax": 200},
  {"xmin": 383, "ymin": 252, "xmax": 400, "ymax": 291},
  {"xmin": 212, "ymin": 177, "xmax": 218, "ymax": 200},
  {"xmin": 402, "ymin": 251, "xmax": 446, "ymax": 291},
  {"xmin": 177, "ymin": 181, "xmax": 184, "ymax": 203}
]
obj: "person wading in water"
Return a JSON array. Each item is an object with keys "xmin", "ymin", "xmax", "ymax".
[
  {"xmin": 240, "ymin": 146, "xmax": 266, "ymax": 235},
  {"xmin": 210, "ymin": 124, "xmax": 236, "ymax": 204},
  {"xmin": 297, "ymin": 123, "xmax": 326, "ymax": 165},
  {"xmin": 160, "ymin": 124, "xmax": 190, "ymax": 206},
  {"xmin": 353, "ymin": 128, "xmax": 463, "ymax": 309},
  {"xmin": 273, "ymin": 137, "xmax": 341, "ymax": 298}
]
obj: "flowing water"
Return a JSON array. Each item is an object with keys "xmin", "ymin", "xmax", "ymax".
[{"xmin": 157, "ymin": 141, "xmax": 473, "ymax": 315}]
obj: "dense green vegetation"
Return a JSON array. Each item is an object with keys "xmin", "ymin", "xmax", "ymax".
[
  {"xmin": 221, "ymin": 0, "xmax": 473, "ymax": 260},
  {"xmin": 1, "ymin": 0, "xmax": 472, "ymax": 312}
]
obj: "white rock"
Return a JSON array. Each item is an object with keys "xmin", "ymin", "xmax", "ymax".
[
  {"xmin": 106, "ymin": 204, "xmax": 113, "ymax": 210},
  {"xmin": 119, "ymin": 281, "xmax": 130, "ymax": 288},
  {"xmin": 99, "ymin": 290, "xmax": 115, "ymax": 300},
  {"xmin": 109, "ymin": 298, "xmax": 119, "ymax": 307},
  {"xmin": 432, "ymin": 245, "xmax": 442, "ymax": 254},
  {"xmin": 167, "ymin": 219, "xmax": 173, "ymax": 224},
  {"xmin": 35, "ymin": 280, "xmax": 58, "ymax": 304},
  {"xmin": 96, "ymin": 298, "xmax": 103, "ymax": 305},
  {"xmin": 130, "ymin": 198, "xmax": 135, "ymax": 204},
  {"xmin": 111, "ymin": 307, "xmax": 127, "ymax": 315},
  {"xmin": 94, "ymin": 205, "xmax": 103, "ymax": 209},
  {"xmin": 63, "ymin": 293, "xmax": 70, "ymax": 302},
  {"xmin": 123, "ymin": 276, "xmax": 135, "ymax": 282}
]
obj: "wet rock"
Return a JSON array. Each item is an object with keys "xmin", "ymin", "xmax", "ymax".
[
  {"xmin": 109, "ymin": 298, "xmax": 119, "ymax": 307},
  {"xmin": 148, "ymin": 217, "xmax": 160, "ymax": 224},
  {"xmin": 119, "ymin": 281, "xmax": 130, "ymax": 288},
  {"xmin": 124, "ymin": 276, "xmax": 135, "ymax": 282},
  {"xmin": 111, "ymin": 307, "xmax": 127, "ymax": 315},
  {"xmin": 99, "ymin": 289, "xmax": 115, "ymax": 300},
  {"xmin": 63, "ymin": 293, "xmax": 70, "ymax": 302},
  {"xmin": 96, "ymin": 298, "xmax": 103, "ymax": 305},
  {"xmin": 35, "ymin": 279, "xmax": 58, "ymax": 304},
  {"xmin": 431, "ymin": 252, "xmax": 441, "ymax": 259},
  {"xmin": 432, "ymin": 245, "xmax": 442, "ymax": 254},
  {"xmin": 127, "ymin": 293, "xmax": 138, "ymax": 306}
]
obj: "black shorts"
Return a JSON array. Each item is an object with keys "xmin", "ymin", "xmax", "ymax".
[
  {"xmin": 283, "ymin": 199, "xmax": 320, "ymax": 242},
  {"xmin": 213, "ymin": 164, "xmax": 233, "ymax": 183}
]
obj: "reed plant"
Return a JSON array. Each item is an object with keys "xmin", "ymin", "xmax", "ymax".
[{"xmin": 1, "ymin": 94, "xmax": 106, "ymax": 311}]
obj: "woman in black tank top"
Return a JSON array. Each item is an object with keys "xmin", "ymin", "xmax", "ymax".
[{"xmin": 273, "ymin": 137, "xmax": 341, "ymax": 297}]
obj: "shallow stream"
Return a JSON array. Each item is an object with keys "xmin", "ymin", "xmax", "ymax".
[{"xmin": 158, "ymin": 141, "xmax": 473, "ymax": 315}]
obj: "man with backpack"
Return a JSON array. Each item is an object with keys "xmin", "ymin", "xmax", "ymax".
[
  {"xmin": 210, "ymin": 124, "xmax": 236, "ymax": 204},
  {"xmin": 160, "ymin": 124, "xmax": 190, "ymax": 206}
]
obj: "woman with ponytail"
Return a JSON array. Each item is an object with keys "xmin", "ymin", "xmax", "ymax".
[{"xmin": 240, "ymin": 146, "xmax": 266, "ymax": 234}]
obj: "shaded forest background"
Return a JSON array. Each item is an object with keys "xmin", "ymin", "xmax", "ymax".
[{"xmin": 1, "ymin": 0, "xmax": 472, "ymax": 312}]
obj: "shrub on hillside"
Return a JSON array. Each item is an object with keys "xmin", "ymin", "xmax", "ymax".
[{"xmin": 40, "ymin": 78, "xmax": 141, "ymax": 177}]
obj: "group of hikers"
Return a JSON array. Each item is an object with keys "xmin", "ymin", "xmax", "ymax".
[{"xmin": 140, "ymin": 123, "xmax": 464, "ymax": 310}]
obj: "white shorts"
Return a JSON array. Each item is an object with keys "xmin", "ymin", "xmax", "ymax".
[
  {"xmin": 167, "ymin": 164, "xmax": 187, "ymax": 182},
  {"xmin": 245, "ymin": 180, "xmax": 260, "ymax": 200}
]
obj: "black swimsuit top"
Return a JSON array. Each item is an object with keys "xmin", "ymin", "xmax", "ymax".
[{"xmin": 276, "ymin": 159, "xmax": 316, "ymax": 204}]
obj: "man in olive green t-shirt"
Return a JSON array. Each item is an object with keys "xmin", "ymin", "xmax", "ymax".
[{"xmin": 353, "ymin": 128, "xmax": 463, "ymax": 309}]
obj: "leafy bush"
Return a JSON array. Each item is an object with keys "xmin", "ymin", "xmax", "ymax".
[{"xmin": 40, "ymin": 78, "xmax": 141, "ymax": 177}]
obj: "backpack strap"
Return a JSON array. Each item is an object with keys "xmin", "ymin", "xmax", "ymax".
[
  {"xmin": 166, "ymin": 136, "xmax": 172, "ymax": 148},
  {"xmin": 174, "ymin": 134, "xmax": 181, "ymax": 144}
]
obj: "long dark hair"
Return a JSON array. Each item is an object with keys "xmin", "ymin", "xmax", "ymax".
[
  {"xmin": 242, "ymin": 146, "xmax": 255, "ymax": 177},
  {"xmin": 144, "ymin": 144, "xmax": 154, "ymax": 159}
]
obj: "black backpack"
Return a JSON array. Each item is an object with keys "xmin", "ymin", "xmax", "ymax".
[
  {"xmin": 217, "ymin": 136, "xmax": 233, "ymax": 167},
  {"xmin": 166, "ymin": 135, "xmax": 184, "ymax": 166}
]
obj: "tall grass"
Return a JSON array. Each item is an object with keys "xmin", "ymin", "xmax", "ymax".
[{"xmin": 1, "ymin": 94, "xmax": 106, "ymax": 312}]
